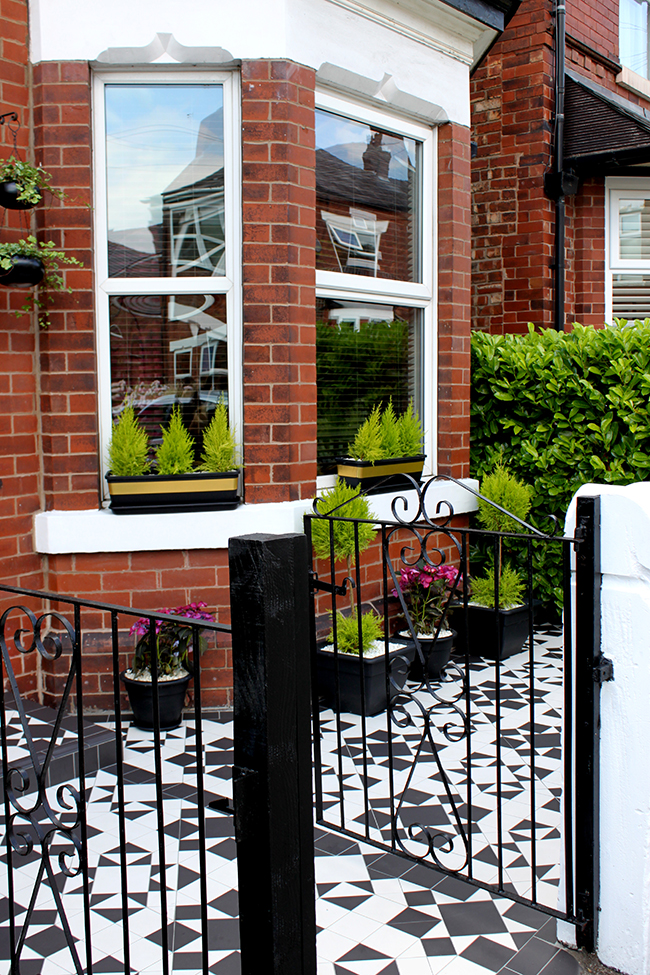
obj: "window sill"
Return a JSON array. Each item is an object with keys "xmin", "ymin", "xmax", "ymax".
[
  {"xmin": 617, "ymin": 65, "xmax": 650, "ymax": 104},
  {"xmin": 33, "ymin": 479, "xmax": 479, "ymax": 555}
]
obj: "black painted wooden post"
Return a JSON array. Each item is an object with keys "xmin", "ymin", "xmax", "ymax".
[
  {"xmin": 228, "ymin": 532, "xmax": 317, "ymax": 975},
  {"xmin": 574, "ymin": 495, "xmax": 602, "ymax": 953}
]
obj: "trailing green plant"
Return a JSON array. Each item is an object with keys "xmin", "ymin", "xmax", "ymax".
[
  {"xmin": 471, "ymin": 463, "xmax": 532, "ymax": 609},
  {"xmin": 471, "ymin": 565, "xmax": 526, "ymax": 610},
  {"xmin": 328, "ymin": 610, "xmax": 383, "ymax": 656},
  {"xmin": 198, "ymin": 404, "xmax": 238, "ymax": 472},
  {"xmin": 0, "ymin": 157, "xmax": 65, "ymax": 204},
  {"xmin": 348, "ymin": 400, "xmax": 424, "ymax": 461},
  {"xmin": 0, "ymin": 236, "xmax": 83, "ymax": 326},
  {"xmin": 156, "ymin": 406, "xmax": 195, "ymax": 475},
  {"xmin": 107, "ymin": 406, "xmax": 151, "ymax": 476}
]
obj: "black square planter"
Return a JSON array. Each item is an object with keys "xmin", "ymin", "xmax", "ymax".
[
  {"xmin": 451, "ymin": 603, "xmax": 535, "ymax": 661},
  {"xmin": 316, "ymin": 642, "xmax": 416, "ymax": 715}
]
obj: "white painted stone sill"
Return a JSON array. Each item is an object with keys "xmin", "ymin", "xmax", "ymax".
[{"xmin": 34, "ymin": 477, "xmax": 479, "ymax": 554}]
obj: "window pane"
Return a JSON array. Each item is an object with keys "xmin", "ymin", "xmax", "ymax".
[
  {"xmin": 620, "ymin": 0, "xmax": 650, "ymax": 78},
  {"xmin": 619, "ymin": 198, "xmax": 650, "ymax": 259},
  {"xmin": 106, "ymin": 85, "xmax": 225, "ymax": 278},
  {"xmin": 316, "ymin": 299, "xmax": 423, "ymax": 474},
  {"xmin": 110, "ymin": 294, "xmax": 228, "ymax": 462},
  {"xmin": 612, "ymin": 273, "xmax": 650, "ymax": 319},
  {"xmin": 316, "ymin": 110, "xmax": 420, "ymax": 282}
]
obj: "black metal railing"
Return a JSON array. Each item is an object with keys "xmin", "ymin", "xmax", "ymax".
[
  {"xmin": 306, "ymin": 475, "xmax": 600, "ymax": 942},
  {"xmin": 0, "ymin": 585, "xmax": 231, "ymax": 975}
]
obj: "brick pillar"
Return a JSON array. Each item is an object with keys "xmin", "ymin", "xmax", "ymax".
[
  {"xmin": 573, "ymin": 178, "xmax": 606, "ymax": 327},
  {"xmin": 32, "ymin": 62, "xmax": 97, "ymax": 511},
  {"xmin": 240, "ymin": 60, "xmax": 317, "ymax": 504},
  {"xmin": 471, "ymin": 0, "xmax": 555, "ymax": 334},
  {"xmin": 438, "ymin": 122, "xmax": 471, "ymax": 480}
]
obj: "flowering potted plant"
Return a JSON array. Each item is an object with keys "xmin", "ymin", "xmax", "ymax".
[
  {"xmin": 122, "ymin": 602, "xmax": 215, "ymax": 730},
  {"xmin": 394, "ymin": 563, "xmax": 458, "ymax": 680}
]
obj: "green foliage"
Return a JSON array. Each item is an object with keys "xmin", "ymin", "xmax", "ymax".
[
  {"xmin": 348, "ymin": 401, "xmax": 423, "ymax": 461},
  {"xmin": 0, "ymin": 157, "xmax": 64, "ymax": 204},
  {"xmin": 350, "ymin": 405, "xmax": 385, "ymax": 462},
  {"xmin": 310, "ymin": 479, "xmax": 375, "ymax": 565},
  {"xmin": 478, "ymin": 463, "xmax": 532, "ymax": 533},
  {"xmin": 471, "ymin": 564, "xmax": 526, "ymax": 609},
  {"xmin": 198, "ymin": 404, "xmax": 238, "ymax": 472},
  {"xmin": 107, "ymin": 406, "xmax": 151, "ymax": 476},
  {"xmin": 316, "ymin": 318, "xmax": 411, "ymax": 466},
  {"xmin": 471, "ymin": 320, "xmax": 650, "ymax": 609},
  {"xmin": 328, "ymin": 610, "xmax": 384, "ymax": 655},
  {"xmin": 156, "ymin": 406, "xmax": 195, "ymax": 475},
  {"xmin": 0, "ymin": 235, "xmax": 83, "ymax": 327},
  {"xmin": 397, "ymin": 401, "xmax": 424, "ymax": 456}
]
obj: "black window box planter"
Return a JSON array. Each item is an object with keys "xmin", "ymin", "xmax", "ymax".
[
  {"xmin": 106, "ymin": 470, "xmax": 241, "ymax": 514},
  {"xmin": 335, "ymin": 454, "xmax": 425, "ymax": 495}
]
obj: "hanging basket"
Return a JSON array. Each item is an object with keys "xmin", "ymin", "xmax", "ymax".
[
  {"xmin": 0, "ymin": 180, "xmax": 40, "ymax": 210},
  {"xmin": 0, "ymin": 255, "xmax": 45, "ymax": 287}
]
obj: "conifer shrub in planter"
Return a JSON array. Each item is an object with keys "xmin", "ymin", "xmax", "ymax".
[
  {"xmin": 106, "ymin": 404, "xmax": 241, "ymax": 514},
  {"xmin": 336, "ymin": 401, "xmax": 425, "ymax": 494},
  {"xmin": 311, "ymin": 479, "xmax": 414, "ymax": 714},
  {"xmin": 453, "ymin": 464, "xmax": 535, "ymax": 661}
]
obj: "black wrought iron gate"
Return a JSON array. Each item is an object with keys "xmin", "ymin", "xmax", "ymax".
[{"xmin": 306, "ymin": 477, "xmax": 607, "ymax": 951}]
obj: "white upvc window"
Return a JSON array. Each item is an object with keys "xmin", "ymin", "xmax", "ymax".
[
  {"xmin": 620, "ymin": 0, "xmax": 650, "ymax": 80},
  {"xmin": 92, "ymin": 69, "xmax": 242, "ymax": 496},
  {"xmin": 314, "ymin": 91, "xmax": 436, "ymax": 485},
  {"xmin": 606, "ymin": 177, "xmax": 650, "ymax": 322}
]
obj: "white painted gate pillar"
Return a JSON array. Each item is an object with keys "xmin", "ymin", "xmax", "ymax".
[{"xmin": 565, "ymin": 483, "xmax": 650, "ymax": 975}]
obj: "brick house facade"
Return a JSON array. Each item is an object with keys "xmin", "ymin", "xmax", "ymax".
[
  {"xmin": 471, "ymin": 0, "xmax": 650, "ymax": 334},
  {"xmin": 0, "ymin": 0, "xmax": 519, "ymax": 709}
]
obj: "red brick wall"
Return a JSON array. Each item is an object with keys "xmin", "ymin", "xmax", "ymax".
[
  {"xmin": 571, "ymin": 177, "xmax": 607, "ymax": 326},
  {"xmin": 32, "ymin": 61, "xmax": 97, "ymax": 511},
  {"xmin": 0, "ymin": 0, "xmax": 43, "ymax": 695},
  {"xmin": 438, "ymin": 122, "xmax": 471, "ymax": 478},
  {"xmin": 241, "ymin": 60, "xmax": 317, "ymax": 503}
]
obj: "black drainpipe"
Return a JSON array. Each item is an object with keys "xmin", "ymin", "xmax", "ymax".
[{"xmin": 545, "ymin": 0, "xmax": 578, "ymax": 331}]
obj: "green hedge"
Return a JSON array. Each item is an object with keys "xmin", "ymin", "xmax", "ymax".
[{"xmin": 470, "ymin": 321, "xmax": 650, "ymax": 609}]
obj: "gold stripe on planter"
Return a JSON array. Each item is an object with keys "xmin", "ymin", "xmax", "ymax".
[
  {"xmin": 337, "ymin": 460, "xmax": 423, "ymax": 479},
  {"xmin": 108, "ymin": 477, "xmax": 239, "ymax": 496}
]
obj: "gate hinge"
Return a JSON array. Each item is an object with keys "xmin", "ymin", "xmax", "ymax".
[
  {"xmin": 593, "ymin": 655, "xmax": 614, "ymax": 684},
  {"xmin": 308, "ymin": 568, "xmax": 351, "ymax": 598}
]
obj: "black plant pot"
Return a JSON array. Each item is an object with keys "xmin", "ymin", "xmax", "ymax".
[
  {"xmin": 106, "ymin": 469, "xmax": 241, "ymax": 514},
  {"xmin": 121, "ymin": 671, "xmax": 191, "ymax": 731},
  {"xmin": 0, "ymin": 181, "xmax": 40, "ymax": 210},
  {"xmin": 451, "ymin": 603, "xmax": 535, "ymax": 661},
  {"xmin": 407, "ymin": 630, "xmax": 455, "ymax": 681},
  {"xmin": 316, "ymin": 642, "xmax": 416, "ymax": 716},
  {"xmin": 0, "ymin": 255, "xmax": 45, "ymax": 287}
]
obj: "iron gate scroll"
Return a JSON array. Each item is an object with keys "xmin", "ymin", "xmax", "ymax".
[{"xmin": 306, "ymin": 475, "xmax": 602, "ymax": 949}]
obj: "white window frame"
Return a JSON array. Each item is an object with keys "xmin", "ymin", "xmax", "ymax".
[
  {"xmin": 92, "ymin": 69, "xmax": 242, "ymax": 498},
  {"xmin": 606, "ymin": 177, "xmax": 650, "ymax": 321},
  {"xmin": 315, "ymin": 91, "xmax": 437, "ymax": 486}
]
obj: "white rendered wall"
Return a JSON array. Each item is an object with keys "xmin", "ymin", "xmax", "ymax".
[
  {"xmin": 566, "ymin": 483, "xmax": 650, "ymax": 975},
  {"xmin": 29, "ymin": 0, "xmax": 477, "ymax": 125}
]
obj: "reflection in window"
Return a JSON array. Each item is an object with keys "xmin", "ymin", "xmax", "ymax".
[
  {"xmin": 620, "ymin": 0, "xmax": 650, "ymax": 79},
  {"xmin": 619, "ymin": 199, "xmax": 650, "ymax": 259},
  {"xmin": 316, "ymin": 299, "xmax": 423, "ymax": 473},
  {"xmin": 110, "ymin": 294, "xmax": 228, "ymax": 464},
  {"xmin": 315, "ymin": 110, "xmax": 420, "ymax": 282},
  {"xmin": 105, "ymin": 85, "xmax": 225, "ymax": 278}
]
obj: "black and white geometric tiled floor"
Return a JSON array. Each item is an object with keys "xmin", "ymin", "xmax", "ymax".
[{"xmin": 0, "ymin": 626, "xmax": 580, "ymax": 975}]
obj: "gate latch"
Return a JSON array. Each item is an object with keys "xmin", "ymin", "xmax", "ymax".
[{"xmin": 593, "ymin": 655, "xmax": 614, "ymax": 684}]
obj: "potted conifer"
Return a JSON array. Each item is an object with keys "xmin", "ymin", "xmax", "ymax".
[
  {"xmin": 105, "ymin": 403, "xmax": 242, "ymax": 513},
  {"xmin": 336, "ymin": 401, "xmax": 425, "ymax": 494},
  {"xmin": 453, "ymin": 463, "xmax": 535, "ymax": 661},
  {"xmin": 310, "ymin": 479, "xmax": 415, "ymax": 714}
]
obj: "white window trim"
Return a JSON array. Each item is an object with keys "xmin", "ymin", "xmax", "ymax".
[
  {"xmin": 315, "ymin": 91, "xmax": 437, "ymax": 484},
  {"xmin": 606, "ymin": 177, "xmax": 650, "ymax": 322},
  {"xmin": 92, "ymin": 69, "xmax": 242, "ymax": 498}
]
